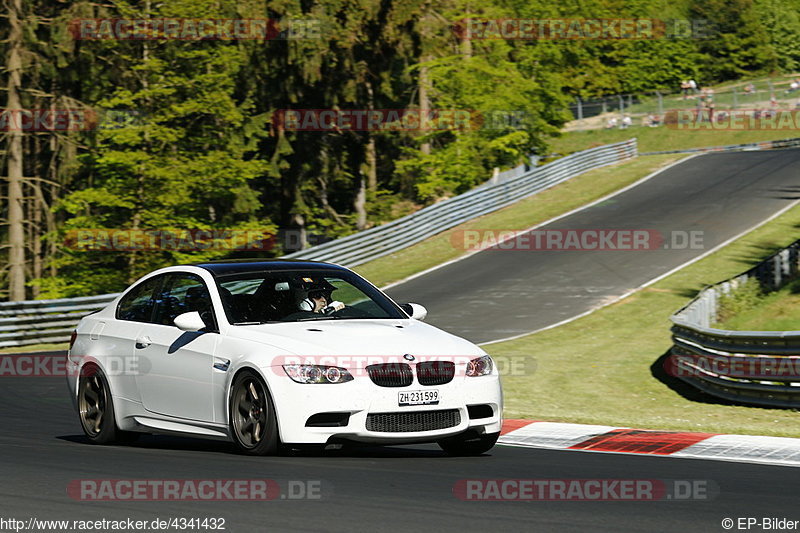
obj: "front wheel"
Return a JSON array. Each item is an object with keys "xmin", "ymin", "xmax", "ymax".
[
  {"xmin": 229, "ymin": 370, "xmax": 279, "ymax": 455},
  {"xmin": 438, "ymin": 431, "xmax": 499, "ymax": 456}
]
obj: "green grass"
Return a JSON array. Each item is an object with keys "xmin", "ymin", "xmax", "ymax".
[
  {"xmin": 717, "ymin": 277, "xmax": 800, "ymax": 331},
  {"xmin": 354, "ymin": 153, "xmax": 683, "ymax": 287},
  {"xmin": 549, "ymin": 126, "xmax": 800, "ymax": 155},
  {"xmin": 487, "ymin": 202, "xmax": 800, "ymax": 437},
  {"xmin": 0, "ymin": 342, "xmax": 69, "ymax": 354}
]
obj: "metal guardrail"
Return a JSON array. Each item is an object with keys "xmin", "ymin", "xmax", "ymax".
[
  {"xmin": 0, "ymin": 293, "xmax": 118, "ymax": 348},
  {"xmin": 669, "ymin": 240, "xmax": 800, "ymax": 408},
  {"xmin": 284, "ymin": 139, "xmax": 638, "ymax": 266}
]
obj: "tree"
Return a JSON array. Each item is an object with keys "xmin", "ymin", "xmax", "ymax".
[
  {"xmin": 5, "ymin": 0, "xmax": 26, "ymax": 300},
  {"xmin": 47, "ymin": 0, "xmax": 272, "ymax": 295}
]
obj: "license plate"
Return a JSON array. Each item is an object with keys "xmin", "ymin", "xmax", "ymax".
[{"xmin": 398, "ymin": 389, "xmax": 439, "ymax": 406}]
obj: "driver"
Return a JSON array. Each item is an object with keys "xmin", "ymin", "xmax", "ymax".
[{"xmin": 298, "ymin": 279, "xmax": 345, "ymax": 314}]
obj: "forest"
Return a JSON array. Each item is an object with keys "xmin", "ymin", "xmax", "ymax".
[{"xmin": 2, "ymin": 0, "xmax": 799, "ymax": 300}]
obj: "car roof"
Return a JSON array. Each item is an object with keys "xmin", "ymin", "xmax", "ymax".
[{"xmin": 191, "ymin": 259, "xmax": 349, "ymax": 278}]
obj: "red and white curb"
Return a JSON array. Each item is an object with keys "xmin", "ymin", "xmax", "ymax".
[{"xmin": 499, "ymin": 420, "xmax": 800, "ymax": 467}]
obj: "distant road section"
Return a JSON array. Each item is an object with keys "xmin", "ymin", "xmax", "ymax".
[{"xmin": 387, "ymin": 149, "xmax": 800, "ymax": 343}]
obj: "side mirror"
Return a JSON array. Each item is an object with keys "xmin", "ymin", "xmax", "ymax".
[
  {"xmin": 174, "ymin": 311, "xmax": 206, "ymax": 332},
  {"xmin": 400, "ymin": 303, "xmax": 427, "ymax": 321}
]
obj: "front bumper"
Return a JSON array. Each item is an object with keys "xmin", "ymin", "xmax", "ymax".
[{"xmin": 265, "ymin": 367, "xmax": 502, "ymax": 445}]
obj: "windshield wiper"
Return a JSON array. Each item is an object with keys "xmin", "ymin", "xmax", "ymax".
[
  {"xmin": 295, "ymin": 315, "xmax": 342, "ymax": 322},
  {"xmin": 296, "ymin": 315, "xmax": 377, "ymax": 322}
]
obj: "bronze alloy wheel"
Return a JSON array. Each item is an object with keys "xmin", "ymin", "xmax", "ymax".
[
  {"xmin": 79, "ymin": 371, "xmax": 108, "ymax": 437},
  {"xmin": 77, "ymin": 366, "xmax": 138, "ymax": 444}
]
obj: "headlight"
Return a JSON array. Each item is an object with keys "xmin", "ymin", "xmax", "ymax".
[
  {"xmin": 466, "ymin": 355, "xmax": 493, "ymax": 377},
  {"xmin": 283, "ymin": 364, "xmax": 354, "ymax": 384}
]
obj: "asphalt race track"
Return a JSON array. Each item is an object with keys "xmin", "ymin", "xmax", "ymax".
[
  {"xmin": 2, "ymin": 365, "xmax": 800, "ymax": 533},
  {"xmin": 388, "ymin": 149, "xmax": 800, "ymax": 343}
]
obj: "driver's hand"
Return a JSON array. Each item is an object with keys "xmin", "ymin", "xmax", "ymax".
[{"xmin": 322, "ymin": 301, "xmax": 345, "ymax": 314}]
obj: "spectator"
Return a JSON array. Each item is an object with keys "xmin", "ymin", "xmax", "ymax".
[
  {"xmin": 744, "ymin": 83, "xmax": 755, "ymax": 94},
  {"xmin": 643, "ymin": 114, "xmax": 660, "ymax": 127},
  {"xmin": 689, "ymin": 79, "xmax": 698, "ymax": 94},
  {"xmin": 606, "ymin": 117, "xmax": 618, "ymax": 129},
  {"xmin": 681, "ymin": 80, "xmax": 690, "ymax": 99},
  {"xmin": 620, "ymin": 115, "xmax": 632, "ymax": 129},
  {"xmin": 788, "ymin": 79, "xmax": 800, "ymax": 93}
]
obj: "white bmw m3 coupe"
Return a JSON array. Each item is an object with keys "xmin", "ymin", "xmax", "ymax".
[{"xmin": 66, "ymin": 260, "xmax": 503, "ymax": 455}]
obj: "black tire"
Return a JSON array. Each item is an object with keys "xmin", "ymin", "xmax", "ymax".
[
  {"xmin": 78, "ymin": 365, "xmax": 135, "ymax": 444},
  {"xmin": 438, "ymin": 431, "xmax": 499, "ymax": 456},
  {"xmin": 229, "ymin": 370, "xmax": 279, "ymax": 456}
]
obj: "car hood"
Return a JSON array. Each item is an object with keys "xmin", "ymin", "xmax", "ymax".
[{"xmin": 225, "ymin": 319, "xmax": 485, "ymax": 359}]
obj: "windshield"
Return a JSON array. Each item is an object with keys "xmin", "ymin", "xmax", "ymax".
[{"xmin": 215, "ymin": 269, "xmax": 407, "ymax": 324}]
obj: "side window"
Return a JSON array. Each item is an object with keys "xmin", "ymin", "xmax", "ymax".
[
  {"xmin": 152, "ymin": 274, "xmax": 216, "ymax": 330},
  {"xmin": 116, "ymin": 276, "xmax": 163, "ymax": 322}
]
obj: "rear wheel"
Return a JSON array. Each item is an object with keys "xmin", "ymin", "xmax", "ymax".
[
  {"xmin": 229, "ymin": 370, "xmax": 279, "ymax": 455},
  {"xmin": 438, "ymin": 431, "xmax": 499, "ymax": 456},
  {"xmin": 78, "ymin": 365, "xmax": 138, "ymax": 444}
]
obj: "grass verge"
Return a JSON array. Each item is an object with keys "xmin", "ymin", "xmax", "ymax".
[
  {"xmin": 488, "ymin": 201, "xmax": 800, "ymax": 437},
  {"xmin": 355, "ymin": 153, "xmax": 682, "ymax": 287},
  {"xmin": 0, "ymin": 342, "xmax": 69, "ymax": 354},
  {"xmin": 717, "ymin": 277, "xmax": 800, "ymax": 331},
  {"xmin": 548, "ymin": 126, "xmax": 800, "ymax": 155}
]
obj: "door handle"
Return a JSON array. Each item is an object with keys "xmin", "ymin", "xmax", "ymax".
[{"xmin": 135, "ymin": 336, "xmax": 152, "ymax": 349}]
